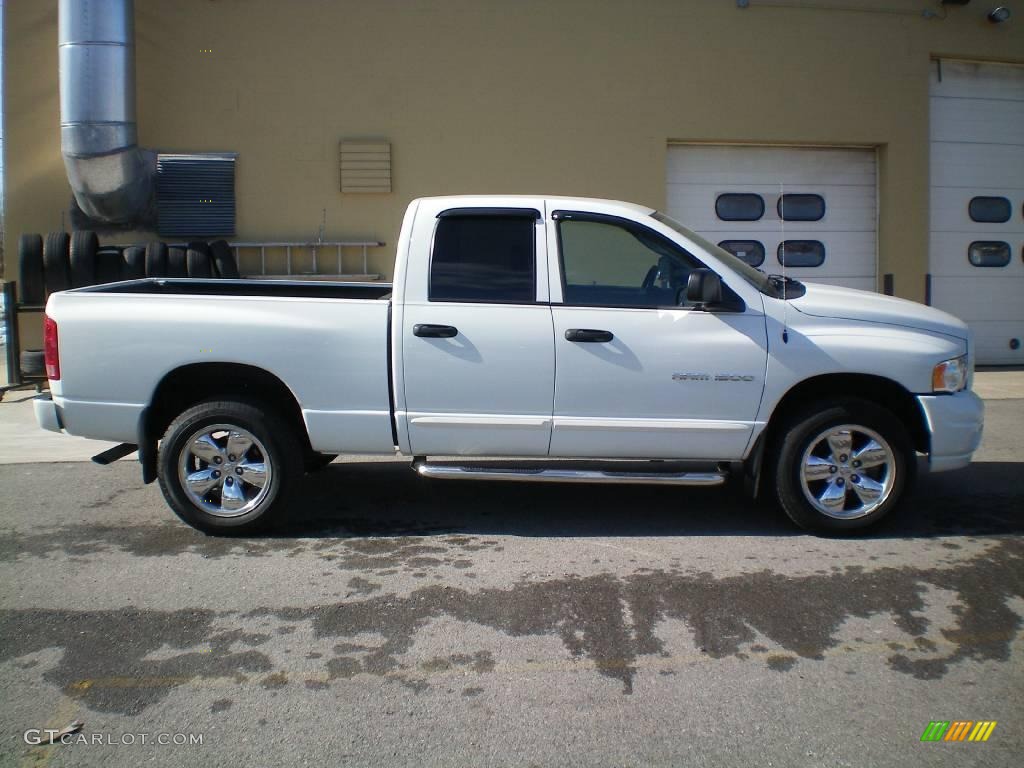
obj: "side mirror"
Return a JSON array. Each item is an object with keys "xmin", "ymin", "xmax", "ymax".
[{"xmin": 685, "ymin": 268, "xmax": 723, "ymax": 307}]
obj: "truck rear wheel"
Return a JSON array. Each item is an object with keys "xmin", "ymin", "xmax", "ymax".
[
  {"xmin": 773, "ymin": 399, "xmax": 913, "ymax": 533},
  {"xmin": 157, "ymin": 400, "xmax": 302, "ymax": 534}
]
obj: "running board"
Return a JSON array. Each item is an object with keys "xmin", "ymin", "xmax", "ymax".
[
  {"xmin": 91, "ymin": 443, "xmax": 138, "ymax": 465},
  {"xmin": 413, "ymin": 461, "xmax": 726, "ymax": 487}
]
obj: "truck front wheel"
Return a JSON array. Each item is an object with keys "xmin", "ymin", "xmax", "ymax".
[
  {"xmin": 157, "ymin": 400, "xmax": 302, "ymax": 534},
  {"xmin": 774, "ymin": 399, "xmax": 914, "ymax": 533}
]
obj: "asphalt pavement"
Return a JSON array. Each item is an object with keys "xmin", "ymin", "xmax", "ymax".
[{"xmin": 0, "ymin": 382, "xmax": 1021, "ymax": 767}]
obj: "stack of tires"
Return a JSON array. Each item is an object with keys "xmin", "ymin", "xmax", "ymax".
[
  {"xmin": 16, "ymin": 232, "xmax": 240, "ymax": 305},
  {"xmin": 14, "ymin": 232, "xmax": 240, "ymax": 378}
]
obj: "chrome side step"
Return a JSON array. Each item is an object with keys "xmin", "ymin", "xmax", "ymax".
[{"xmin": 412, "ymin": 461, "xmax": 726, "ymax": 487}]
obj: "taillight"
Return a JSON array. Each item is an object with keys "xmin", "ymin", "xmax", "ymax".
[{"xmin": 44, "ymin": 315, "xmax": 60, "ymax": 380}]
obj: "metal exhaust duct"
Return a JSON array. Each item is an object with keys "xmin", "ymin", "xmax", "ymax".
[{"xmin": 59, "ymin": 0, "xmax": 153, "ymax": 223}]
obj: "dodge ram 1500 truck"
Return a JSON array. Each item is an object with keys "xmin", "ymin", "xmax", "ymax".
[{"xmin": 34, "ymin": 196, "xmax": 984, "ymax": 534}]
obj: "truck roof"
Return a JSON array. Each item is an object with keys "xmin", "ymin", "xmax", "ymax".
[{"xmin": 412, "ymin": 195, "xmax": 656, "ymax": 216}]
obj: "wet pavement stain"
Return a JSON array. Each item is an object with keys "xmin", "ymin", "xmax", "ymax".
[
  {"xmin": 260, "ymin": 671, "xmax": 288, "ymax": 689},
  {"xmin": 766, "ymin": 654, "xmax": 798, "ymax": 672},
  {"xmin": 2, "ymin": 538, "xmax": 1021, "ymax": 712},
  {"xmin": 0, "ymin": 522, "xmax": 505, "ymax": 575},
  {"xmin": 420, "ymin": 651, "xmax": 495, "ymax": 674},
  {"xmin": 326, "ymin": 657, "xmax": 362, "ymax": 680},
  {"xmin": 0, "ymin": 522, "xmax": 286, "ymax": 561},
  {"xmin": 0, "ymin": 608, "xmax": 272, "ymax": 714},
  {"xmin": 255, "ymin": 537, "xmax": 1024, "ymax": 694},
  {"xmin": 210, "ymin": 698, "xmax": 233, "ymax": 713},
  {"xmin": 346, "ymin": 577, "xmax": 382, "ymax": 596}
]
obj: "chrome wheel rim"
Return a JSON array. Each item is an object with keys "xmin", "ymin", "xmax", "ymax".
[
  {"xmin": 799, "ymin": 424, "xmax": 895, "ymax": 520},
  {"xmin": 177, "ymin": 423, "xmax": 272, "ymax": 517}
]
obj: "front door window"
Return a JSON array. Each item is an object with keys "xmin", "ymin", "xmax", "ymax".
[{"xmin": 557, "ymin": 216, "xmax": 701, "ymax": 308}]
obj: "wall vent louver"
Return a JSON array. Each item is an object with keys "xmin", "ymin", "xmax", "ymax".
[
  {"xmin": 340, "ymin": 140, "xmax": 392, "ymax": 193},
  {"xmin": 156, "ymin": 153, "xmax": 237, "ymax": 236}
]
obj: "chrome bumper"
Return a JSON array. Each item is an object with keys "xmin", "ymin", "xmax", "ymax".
[
  {"xmin": 34, "ymin": 394, "xmax": 64, "ymax": 433},
  {"xmin": 916, "ymin": 390, "xmax": 984, "ymax": 473}
]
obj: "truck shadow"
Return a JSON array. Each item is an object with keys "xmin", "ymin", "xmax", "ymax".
[{"xmin": 278, "ymin": 460, "xmax": 1024, "ymax": 540}]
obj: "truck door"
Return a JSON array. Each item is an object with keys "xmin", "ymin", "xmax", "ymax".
[
  {"xmin": 400, "ymin": 204, "xmax": 555, "ymax": 456},
  {"xmin": 547, "ymin": 209, "xmax": 768, "ymax": 460}
]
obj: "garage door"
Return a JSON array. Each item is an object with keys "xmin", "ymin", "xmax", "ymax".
[
  {"xmin": 666, "ymin": 145, "xmax": 877, "ymax": 292},
  {"xmin": 930, "ymin": 59, "xmax": 1024, "ymax": 365}
]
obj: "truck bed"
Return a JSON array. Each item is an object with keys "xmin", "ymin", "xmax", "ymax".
[
  {"xmin": 82, "ymin": 277, "xmax": 393, "ymax": 301},
  {"xmin": 45, "ymin": 279, "xmax": 396, "ymax": 455}
]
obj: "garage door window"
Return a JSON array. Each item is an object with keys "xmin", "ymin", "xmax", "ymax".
[
  {"xmin": 968, "ymin": 197, "xmax": 1011, "ymax": 224},
  {"xmin": 715, "ymin": 194, "xmax": 765, "ymax": 222},
  {"xmin": 778, "ymin": 240, "xmax": 826, "ymax": 267},
  {"xmin": 967, "ymin": 241, "xmax": 1011, "ymax": 268},
  {"xmin": 429, "ymin": 213, "xmax": 537, "ymax": 303},
  {"xmin": 777, "ymin": 194, "xmax": 825, "ymax": 222},
  {"xmin": 718, "ymin": 240, "xmax": 765, "ymax": 267}
]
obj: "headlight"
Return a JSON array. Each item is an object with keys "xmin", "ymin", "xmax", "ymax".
[{"xmin": 932, "ymin": 355, "xmax": 967, "ymax": 393}]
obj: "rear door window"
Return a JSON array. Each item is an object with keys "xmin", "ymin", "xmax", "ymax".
[{"xmin": 429, "ymin": 213, "xmax": 537, "ymax": 303}]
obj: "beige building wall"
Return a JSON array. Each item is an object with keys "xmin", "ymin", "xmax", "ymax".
[{"xmin": 4, "ymin": 0, "xmax": 1024, "ymax": 308}]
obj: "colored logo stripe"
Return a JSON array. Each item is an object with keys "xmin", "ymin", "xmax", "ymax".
[
  {"xmin": 968, "ymin": 722, "xmax": 997, "ymax": 742},
  {"xmin": 920, "ymin": 721, "xmax": 997, "ymax": 743},
  {"xmin": 945, "ymin": 721, "xmax": 973, "ymax": 741}
]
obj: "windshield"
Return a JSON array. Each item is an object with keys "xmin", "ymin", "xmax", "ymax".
[{"xmin": 651, "ymin": 211, "xmax": 776, "ymax": 296}]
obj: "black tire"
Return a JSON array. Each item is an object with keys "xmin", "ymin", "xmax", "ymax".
[
  {"xmin": 145, "ymin": 242, "xmax": 168, "ymax": 277},
  {"xmin": 69, "ymin": 231, "xmax": 99, "ymax": 288},
  {"xmin": 43, "ymin": 232, "xmax": 71, "ymax": 295},
  {"xmin": 305, "ymin": 453, "xmax": 338, "ymax": 473},
  {"xmin": 121, "ymin": 246, "xmax": 146, "ymax": 280},
  {"xmin": 186, "ymin": 242, "xmax": 214, "ymax": 278},
  {"xmin": 17, "ymin": 234, "xmax": 45, "ymax": 305},
  {"xmin": 773, "ymin": 398, "xmax": 914, "ymax": 534},
  {"xmin": 157, "ymin": 399, "xmax": 303, "ymax": 534},
  {"xmin": 209, "ymin": 239, "xmax": 240, "ymax": 279},
  {"xmin": 167, "ymin": 247, "xmax": 188, "ymax": 278},
  {"xmin": 95, "ymin": 247, "xmax": 122, "ymax": 284},
  {"xmin": 20, "ymin": 349, "xmax": 45, "ymax": 377}
]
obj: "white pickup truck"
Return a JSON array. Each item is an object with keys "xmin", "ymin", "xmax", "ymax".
[{"xmin": 35, "ymin": 196, "xmax": 984, "ymax": 534}]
